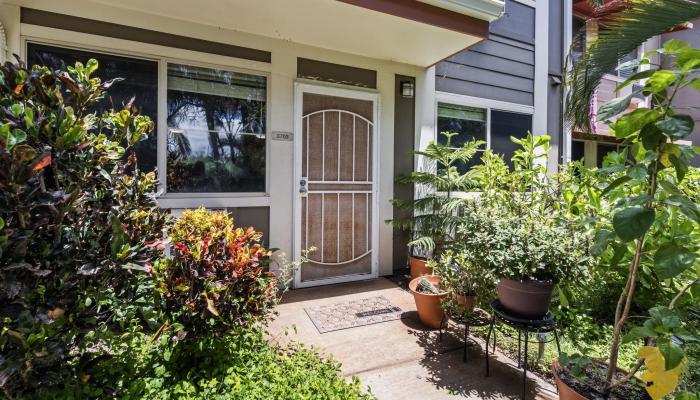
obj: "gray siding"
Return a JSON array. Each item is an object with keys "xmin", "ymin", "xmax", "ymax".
[{"xmin": 435, "ymin": 0, "xmax": 535, "ymax": 106}]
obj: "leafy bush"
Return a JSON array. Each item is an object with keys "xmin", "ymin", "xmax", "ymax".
[
  {"xmin": 0, "ymin": 59, "xmax": 169, "ymax": 396},
  {"xmin": 153, "ymin": 208, "xmax": 282, "ymax": 337},
  {"xmin": 34, "ymin": 328, "xmax": 375, "ymax": 400},
  {"xmin": 455, "ymin": 198, "xmax": 590, "ymax": 283}
]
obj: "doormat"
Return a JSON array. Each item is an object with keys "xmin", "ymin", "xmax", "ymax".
[{"xmin": 304, "ymin": 296, "xmax": 403, "ymax": 334}]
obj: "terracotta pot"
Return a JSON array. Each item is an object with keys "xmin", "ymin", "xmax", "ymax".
[
  {"xmin": 551, "ymin": 360, "xmax": 588, "ymax": 400},
  {"xmin": 409, "ymin": 256, "xmax": 431, "ymax": 279},
  {"xmin": 551, "ymin": 360, "xmax": 648, "ymax": 400},
  {"xmin": 409, "ymin": 275, "xmax": 447, "ymax": 329},
  {"xmin": 497, "ymin": 278, "xmax": 554, "ymax": 318},
  {"xmin": 454, "ymin": 294, "xmax": 477, "ymax": 313}
]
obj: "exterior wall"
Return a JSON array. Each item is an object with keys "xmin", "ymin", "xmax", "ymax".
[
  {"xmin": 435, "ymin": 0, "xmax": 536, "ymax": 106},
  {"xmin": 0, "ymin": 0, "xmax": 428, "ymax": 282},
  {"xmin": 661, "ymin": 21, "xmax": 700, "ymax": 165}
]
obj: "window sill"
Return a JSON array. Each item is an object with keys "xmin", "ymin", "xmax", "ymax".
[{"xmin": 156, "ymin": 194, "xmax": 271, "ymax": 209}]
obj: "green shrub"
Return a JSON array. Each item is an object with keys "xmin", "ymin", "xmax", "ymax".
[
  {"xmin": 153, "ymin": 208, "xmax": 282, "ymax": 337},
  {"xmin": 0, "ymin": 59, "xmax": 169, "ymax": 396},
  {"xmin": 38, "ymin": 329, "xmax": 375, "ymax": 400}
]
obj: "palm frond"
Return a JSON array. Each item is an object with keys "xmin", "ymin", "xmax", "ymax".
[{"xmin": 566, "ymin": 0, "xmax": 700, "ymax": 133}]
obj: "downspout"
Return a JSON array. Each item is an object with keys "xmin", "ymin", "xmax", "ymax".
[
  {"xmin": 561, "ymin": 0, "xmax": 574, "ymax": 165},
  {"xmin": 0, "ymin": 21, "xmax": 7, "ymax": 63}
]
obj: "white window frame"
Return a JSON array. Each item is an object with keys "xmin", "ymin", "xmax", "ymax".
[
  {"xmin": 20, "ymin": 34, "xmax": 272, "ymax": 209},
  {"xmin": 434, "ymin": 91, "xmax": 534, "ymax": 153}
]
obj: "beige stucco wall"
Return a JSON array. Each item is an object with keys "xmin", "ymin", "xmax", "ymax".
[{"xmin": 0, "ymin": 0, "xmax": 430, "ymax": 281}]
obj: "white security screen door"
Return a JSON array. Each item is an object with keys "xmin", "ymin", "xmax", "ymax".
[{"xmin": 293, "ymin": 83, "xmax": 379, "ymax": 288}]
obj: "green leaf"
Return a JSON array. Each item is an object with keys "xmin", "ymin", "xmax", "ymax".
[
  {"xmin": 658, "ymin": 341, "xmax": 684, "ymax": 370},
  {"xmin": 612, "ymin": 206, "xmax": 655, "ymax": 242},
  {"xmin": 618, "ymin": 70, "xmax": 656, "ymax": 91},
  {"xmin": 645, "ymin": 70, "xmax": 677, "ymax": 93},
  {"xmin": 0, "ymin": 216, "xmax": 4, "ymax": 230},
  {"xmin": 663, "ymin": 38, "xmax": 691, "ymax": 54},
  {"xmin": 557, "ymin": 286, "xmax": 569, "ymax": 308},
  {"xmin": 654, "ymin": 243, "xmax": 696, "ymax": 279},
  {"xmin": 669, "ymin": 154, "xmax": 688, "ymax": 182},
  {"xmin": 602, "ymin": 176, "xmax": 631, "ymax": 196},
  {"xmin": 592, "ymin": 229, "xmax": 616, "ymax": 257},
  {"xmin": 611, "ymin": 108, "xmax": 660, "ymax": 138},
  {"xmin": 622, "ymin": 325, "xmax": 658, "ymax": 344},
  {"xmin": 597, "ymin": 94, "xmax": 633, "ymax": 121},
  {"xmin": 656, "ymin": 115, "xmax": 694, "ymax": 140},
  {"xmin": 666, "ymin": 195, "xmax": 700, "ymax": 224},
  {"xmin": 640, "ymin": 124, "xmax": 667, "ymax": 150},
  {"xmin": 627, "ymin": 164, "xmax": 647, "ymax": 181}
]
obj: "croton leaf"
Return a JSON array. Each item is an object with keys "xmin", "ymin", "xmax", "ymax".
[
  {"xmin": 654, "ymin": 242, "xmax": 696, "ymax": 279},
  {"xmin": 613, "ymin": 206, "xmax": 655, "ymax": 242}
]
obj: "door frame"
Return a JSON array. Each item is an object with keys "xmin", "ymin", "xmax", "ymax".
[{"xmin": 292, "ymin": 81, "xmax": 380, "ymax": 288}]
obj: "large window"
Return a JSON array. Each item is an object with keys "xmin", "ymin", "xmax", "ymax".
[
  {"xmin": 437, "ymin": 101, "xmax": 533, "ymax": 172},
  {"xmin": 166, "ymin": 64, "xmax": 266, "ymax": 193},
  {"xmin": 27, "ymin": 43, "xmax": 158, "ymax": 172},
  {"xmin": 26, "ymin": 42, "xmax": 268, "ymax": 195}
]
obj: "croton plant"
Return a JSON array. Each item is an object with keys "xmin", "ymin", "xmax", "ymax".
[{"xmin": 153, "ymin": 208, "xmax": 279, "ymax": 338}]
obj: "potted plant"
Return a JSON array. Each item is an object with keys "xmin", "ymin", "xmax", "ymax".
[
  {"xmin": 554, "ymin": 40, "xmax": 700, "ymax": 399},
  {"xmin": 430, "ymin": 250, "xmax": 487, "ymax": 313},
  {"xmin": 388, "ymin": 132, "xmax": 483, "ymax": 279},
  {"xmin": 457, "ymin": 199, "xmax": 590, "ymax": 318},
  {"xmin": 408, "ymin": 274, "xmax": 448, "ymax": 329}
]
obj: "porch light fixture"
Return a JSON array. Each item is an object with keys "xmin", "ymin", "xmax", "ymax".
[{"xmin": 400, "ymin": 81, "xmax": 414, "ymax": 98}]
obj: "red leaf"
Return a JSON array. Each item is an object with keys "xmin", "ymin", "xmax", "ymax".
[
  {"xmin": 31, "ymin": 152, "xmax": 52, "ymax": 171},
  {"xmin": 14, "ymin": 84, "xmax": 24, "ymax": 95}
]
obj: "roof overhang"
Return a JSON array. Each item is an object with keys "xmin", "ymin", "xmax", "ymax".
[{"xmin": 72, "ymin": 0, "xmax": 503, "ymax": 67}]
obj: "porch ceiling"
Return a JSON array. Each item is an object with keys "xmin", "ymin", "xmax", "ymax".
[{"xmin": 83, "ymin": 0, "xmax": 500, "ymax": 67}]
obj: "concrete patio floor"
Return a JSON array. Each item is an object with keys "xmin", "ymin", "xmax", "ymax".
[{"xmin": 267, "ymin": 276, "xmax": 558, "ymax": 400}]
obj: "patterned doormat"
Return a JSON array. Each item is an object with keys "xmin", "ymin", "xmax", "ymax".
[{"xmin": 304, "ymin": 296, "xmax": 403, "ymax": 334}]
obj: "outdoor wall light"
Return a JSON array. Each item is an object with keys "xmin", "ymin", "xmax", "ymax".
[{"xmin": 400, "ymin": 81, "xmax": 414, "ymax": 98}]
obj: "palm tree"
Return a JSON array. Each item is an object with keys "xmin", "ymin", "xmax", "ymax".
[{"xmin": 566, "ymin": 0, "xmax": 700, "ymax": 132}]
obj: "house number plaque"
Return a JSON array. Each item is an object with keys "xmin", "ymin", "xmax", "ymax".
[{"xmin": 272, "ymin": 131, "xmax": 293, "ymax": 141}]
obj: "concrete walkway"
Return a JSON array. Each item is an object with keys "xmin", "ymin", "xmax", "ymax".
[{"xmin": 268, "ymin": 277, "xmax": 558, "ymax": 400}]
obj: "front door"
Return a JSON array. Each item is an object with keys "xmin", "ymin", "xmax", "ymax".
[{"xmin": 293, "ymin": 83, "xmax": 379, "ymax": 288}]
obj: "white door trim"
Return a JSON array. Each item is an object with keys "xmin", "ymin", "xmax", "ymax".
[{"xmin": 292, "ymin": 81, "xmax": 380, "ymax": 288}]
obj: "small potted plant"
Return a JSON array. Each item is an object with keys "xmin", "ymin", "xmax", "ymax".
[
  {"xmin": 431, "ymin": 250, "xmax": 489, "ymax": 313},
  {"xmin": 388, "ymin": 132, "xmax": 483, "ymax": 279},
  {"xmin": 408, "ymin": 274, "xmax": 448, "ymax": 329}
]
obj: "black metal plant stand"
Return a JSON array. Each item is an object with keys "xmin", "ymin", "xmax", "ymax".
[
  {"xmin": 485, "ymin": 299, "xmax": 561, "ymax": 400},
  {"xmin": 437, "ymin": 307, "xmax": 491, "ymax": 362}
]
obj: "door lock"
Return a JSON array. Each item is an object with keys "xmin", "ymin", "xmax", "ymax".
[{"xmin": 299, "ymin": 178, "xmax": 308, "ymax": 196}]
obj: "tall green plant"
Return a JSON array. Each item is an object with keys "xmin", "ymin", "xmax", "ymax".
[
  {"xmin": 565, "ymin": 40, "xmax": 700, "ymax": 399},
  {"xmin": 390, "ymin": 132, "xmax": 482, "ymax": 258}
]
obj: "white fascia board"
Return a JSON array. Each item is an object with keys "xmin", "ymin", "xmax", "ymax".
[{"xmin": 417, "ymin": 0, "xmax": 505, "ymax": 22}]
